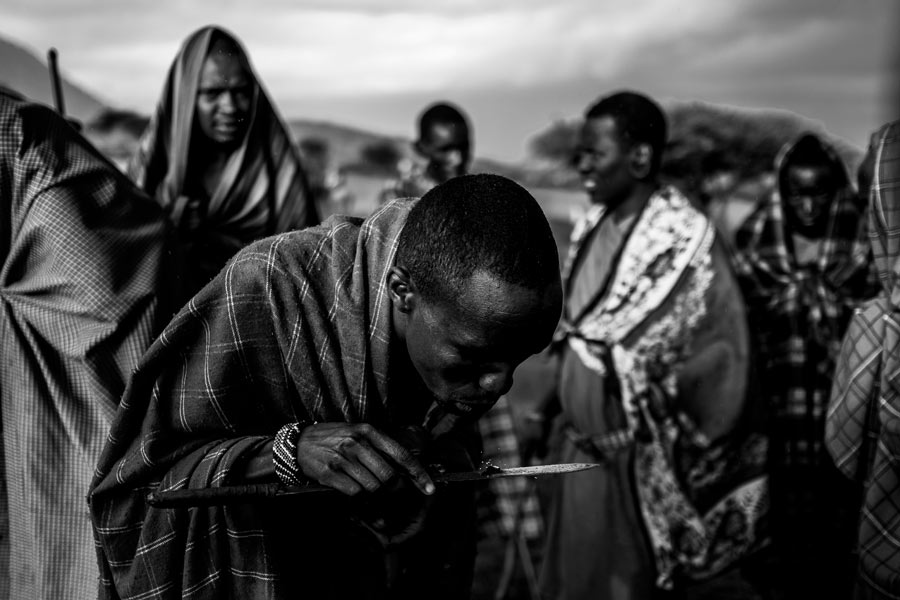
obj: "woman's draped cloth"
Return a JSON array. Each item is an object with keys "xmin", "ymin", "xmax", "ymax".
[
  {"xmin": 733, "ymin": 134, "xmax": 874, "ymax": 470},
  {"xmin": 128, "ymin": 26, "xmax": 318, "ymax": 304},
  {"xmin": 0, "ymin": 93, "xmax": 165, "ymax": 599},
  {"xmin": 826, "ymin": 121, "xmax": 900, "ymax": 598},
  {"xmin": 89, "ymin": 201, "xmax": 441, "ymax": 599},
  {"xmin": 549, "ymin": 187, "xmax": 768, "ymax": 592}
]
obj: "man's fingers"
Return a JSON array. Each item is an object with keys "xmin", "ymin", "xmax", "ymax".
[
  {"xmin": 340, "ymin": 458, "xmax": 384, "ymax": 493},
  {"xmin": 360, "ymin": 426, "xmax": 435, "ymax": 495},
  {"xmin": 351, "ymin": 439, "xmax": 397, "ymax": 484},
  {"xmin": 323, "ymin": 472, "xmax": 364, "ymax": 496}
]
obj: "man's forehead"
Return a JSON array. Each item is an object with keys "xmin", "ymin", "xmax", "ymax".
[
  {"xmin": 787, "ymin": 164, "xmax": 833, "ymax": 182},
  {"xmin": 448, "ymin": 272, "xmax": 559, "ymax": 328},
  {"xmin": 580, "ymin": 116, "xmax": 620, "ymax": 145},
  {"xmin": 199, "ymin": 52, "xmax": 250, "ymax": 87},
  {"xmin": 423, "ymin": 123, "xmax": 466, "ymax": 147}
]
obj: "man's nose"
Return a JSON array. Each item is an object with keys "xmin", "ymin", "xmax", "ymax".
[
  {"xmin": 218, "ymin": 91, "xmax": 237, "ymax": 113},
  {"xmin": 478, "ymin": 365, "xmax": 514, "ymax": 397},
  {"xmin": 575, "ymin": 152, "xmax": 592, "ymax": 173}
]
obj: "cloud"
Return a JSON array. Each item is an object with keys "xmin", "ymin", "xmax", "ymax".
[
  {"xmin": 0, "ymin": 0, "xmax": 748, "ymax": 110},
  {"xmin": 0, "ymin": 0, "xmax": 891, "ymax": 157}
]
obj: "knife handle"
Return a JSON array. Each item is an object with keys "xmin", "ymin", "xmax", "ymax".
[{"xmin": 146, "ymin": 482, "xmax": 331, "ymax": 508}]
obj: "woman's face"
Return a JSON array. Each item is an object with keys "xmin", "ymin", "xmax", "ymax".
[{"xmin": 195, "ymin": 43, "xmax": 253, "ymax": 147}]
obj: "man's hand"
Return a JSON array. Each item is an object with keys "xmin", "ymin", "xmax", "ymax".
[{"xmin": 296, "ymin": 423, "xmax": 435, "ymax": 497}]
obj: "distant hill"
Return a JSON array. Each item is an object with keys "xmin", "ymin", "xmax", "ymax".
[{"xmin": 0, "ymin": 34, "xmax": 105, "ymax": 122}]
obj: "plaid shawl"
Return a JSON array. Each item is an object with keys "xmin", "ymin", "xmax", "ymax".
[
  {"xmin": 733, "ymin": 133, "xmax": 875, "ymax": 469},
  {"xmin": 89, "ymin": 201, "xmax": 424, "ymax": 599},
  {"xmin": 128, "ymin": 26, "xmax": 317, "ymax": 301},
  {"xmin": 0, "ymin": 92, "xmax": 165, "ymax": 599},
  {"xmin": 826, "ymin": 121, "xmax": 900, "ymax": 598}
]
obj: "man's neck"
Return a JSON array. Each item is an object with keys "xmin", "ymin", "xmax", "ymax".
[{"xmin": 606, "ymin": 181, "xmax": 658, "ymax": 227}]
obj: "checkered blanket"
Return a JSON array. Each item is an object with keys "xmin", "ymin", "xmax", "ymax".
[
  {"xmin": 0, "ymin": 91, "xmax": 166, "ymax": 599},
  {"xmin": 476, "ymin": 396, "xmax": 542, "ymax": 540},
  {"xmin": 826, "ymin": 121, "xmax": 900, "ymax": 598},
  {"xmin": 733, "ymin": 134, "xmax": 875, "ymax": 469}
]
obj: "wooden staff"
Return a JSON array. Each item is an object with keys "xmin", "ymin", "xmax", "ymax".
[{"xmin": 47, "ymin": 47, "xmax": 66, "ymax": 117}]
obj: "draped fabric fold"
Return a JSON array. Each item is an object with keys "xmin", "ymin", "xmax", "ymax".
[
  {"xmin": 826, "ymin": 121, "xmax": 900, "ymax": 598},
  {"xmin": 0, "ymin": 91, "xmax": 165, "ymax": 599}
]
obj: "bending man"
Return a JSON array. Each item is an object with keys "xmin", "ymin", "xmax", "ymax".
[{"xmin": 89, "ymin": 173, "xmax": 562, "ymax": 599}]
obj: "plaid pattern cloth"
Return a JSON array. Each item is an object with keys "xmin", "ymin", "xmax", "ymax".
[
  {"xmin": 827, "ymin": 121, "xmax": 900, "ymax": 598},
  {"xmin": 0, "ymin": 92, "xmax": 166, "ymax": 599},
  {"xmin": 733, "ymin": 134, "xmax": 875, "ymax": 469},
  {"xmin": 91, "ymin": 200, "xmax": 482, "ymax": 599},
  {"xmin": 129, "ymin": 26, "xmax": 317, "ymax": 304},
  {"xmin": 475, "ymin": 395, "xmax": 542, "ymax": 540}
]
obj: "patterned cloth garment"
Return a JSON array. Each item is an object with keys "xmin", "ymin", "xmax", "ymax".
[
  {"xmin": 826, "ymin": 120, "xmax": 900, "ymax": 599},
  {"xmin": 550, "ymin": 186, "xmax": 768, "ymax": 591},
  {"xmin": 0, "ymin": 89, "xmax": 166, "ymax": 599},
  {"xmin": 733, "ymin": 133, "xmax": 876, "ymax": 469}
]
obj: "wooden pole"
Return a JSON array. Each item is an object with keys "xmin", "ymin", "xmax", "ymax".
[{"xmin": 47, "ymin": 47, "xmax": 66, "ymax": 116}]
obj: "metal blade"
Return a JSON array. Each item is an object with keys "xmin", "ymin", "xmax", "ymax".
[{"xmin": 434, "ymin": 462, "xmax": 600, "ymax": 483}]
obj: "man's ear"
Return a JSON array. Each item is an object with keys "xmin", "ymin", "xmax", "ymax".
[
  {"xmin": 629, "ymin": 143, "xmax": 653, "ymax": 180},
  {"xmin": 388, "ymin": 266, "xmax": 416, "ymax": 313}
]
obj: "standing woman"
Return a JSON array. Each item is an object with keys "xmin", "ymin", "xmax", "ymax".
[{"xmin": 130, "ymin": 25, "xmax": 318, "ymax": 308}]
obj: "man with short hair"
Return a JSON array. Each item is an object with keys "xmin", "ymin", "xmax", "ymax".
[
  {"xmin": 89, "ymin": 173, "xmax": 563, "ymax": 599},
  {"xmin": 534, "ymin": 91, "xmax": 767, "ymax": 599},
  {"xmin": 381, "ymin": 101, "xmax": 471, "ymax": 203},
  {"xmin": 734, "ymin": 132, "xmax": 876, "ymax": 599}
]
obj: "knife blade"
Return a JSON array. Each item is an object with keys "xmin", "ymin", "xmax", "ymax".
[{"xmin": 146, "ymin": 462, "xmax": 600, "ymax": 508}]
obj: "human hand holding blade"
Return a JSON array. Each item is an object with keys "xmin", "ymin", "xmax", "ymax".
[{"xmin": 147, "ymin": 463, "xmax": 599, "ymax": 508}]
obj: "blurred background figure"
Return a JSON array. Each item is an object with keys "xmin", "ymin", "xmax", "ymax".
[
  {"xmin": 380, "ymin": 101, "xmax": 472, "ymax": 203},
  {"xmin": 536, "ymin": 90, "xmax": 766, "ymax": 600},
  {"xmin": 128, "ymin": 25, "xmax": 319, "ymax": 309},
  {"xmin": 299, "ymin": 137, "xmax": 355, "ymax": 219},
  {"xmin": 733, "ymin": 132, "xmax": 877, "ymax": 599},
  {"xmin": 0, "ymin": 88, "xmax": 166, "ymax": 600}
]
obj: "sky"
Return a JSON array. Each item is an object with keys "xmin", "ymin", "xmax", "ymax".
[{"xmin": 2, "ymin": 0, "xmax": 897, "ymax": 162}]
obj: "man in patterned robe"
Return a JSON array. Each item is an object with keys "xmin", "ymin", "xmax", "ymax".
[
  {"xmin": 89, "ymin": 174, "xmax": 562, "ymax": 599},
  {"xmin": 537, "ymin": 91, "xmax": 768, "ymax": 600}
]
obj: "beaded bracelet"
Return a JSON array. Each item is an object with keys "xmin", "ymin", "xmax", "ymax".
[{"xmin": 273, "ymin": 422, "xmax": 308, "ymax": 487}]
